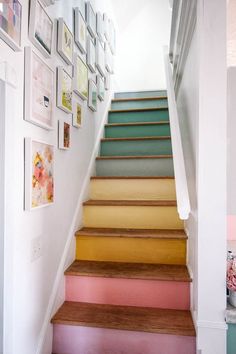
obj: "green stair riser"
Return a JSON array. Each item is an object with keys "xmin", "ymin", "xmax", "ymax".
[
  {"xmin": 100, "ymin": 139, "xmax": 172, "ymax": 156},
  {"xmin": 111, "ymin": 99, "xmax": 168, "ymax": 110},
  {"xmin": 105, "ymin": 124, "xmax": 170, "ymax": 138},
  {"xmin": 227, "ymin": 324, "xmax": 236, "ymax": 354},
  {"xmin": 114, "ymin": 90, "xmax": 167, "ymax": 99},
  {"xmin": 108, "ymin": 110, "xmax": 169, "ymax": 124},
  {"xmin": 96, "ymin": 158, "xmax": 174, "ymax": 177}
]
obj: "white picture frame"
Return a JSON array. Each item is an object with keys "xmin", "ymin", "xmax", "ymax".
[
  {"xmin": 86, "ymin": 1, "xmax": 96, "ymax": 38},
  {"xmin": 57, "ymin": 18, "xmax": 74, "ymax": 65},
  {"xmin": 73, "ymin": 54, "xmax": 88, "ymax": 100},
  {"xmin": 109, "ymin": 19, "xmax": 116, "ymax": 55},
  {"xmin": 96, "ymin": 12, "xmax": 104, "ymax": 43},
  {"xmin": 96, "ymin": 38, "xmax": 105, "ymax": 77},
  {"xmin": 88, "ymin": 79, "xmax": 97, "ymax": 112},
  {"xmin": 105, "ymin": 69, "xmax": 110, "ymax": 91},
  {"xmin": 97, "ymin": 75, "xmax": 105, "ymax": 101},
  {"xmin": 74, "ymin": 0, "xmax": 86, "ymax": 20},
  {"xmin": 57, "ymin": 67, "xmax": 73, "ymax": 114},
  {"xmin": 0, "ymin": 0, "xmax": 22, "ymax": 51},
  {"xmin": 24, "ymin": 46, "xmax": 54, "ymax": 130},
  {"xmin": 29, "ymin": 0, "xmax": 53, "ymax": 58},
  {"xmin": 105, "ymin": 42, "xmax": 114, "ymax": 74},
  {"xmin": 74, "ymin": 8, "xmax": 87, "ymax": 54},
  {"xmin": 87, "ymin": 37, "xmax": 96, "ymax": 73},
  {"xmin": 103, "ymin": 13, "xmax": 109, "ymax": 42},
  {"xmin": 58, "ymin": 120, "xmax": 71, "ymax": 150},
  {"xmin": 72, "ymin": 96, "xmax": 83, "ymax": 128}
]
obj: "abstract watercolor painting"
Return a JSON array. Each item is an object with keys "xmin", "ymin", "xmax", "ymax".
[
  {"xmin": 57, "ymin": 18, "xmax": 73, "ymax": 65},
  {"xmin": 59, "ymin": 121, "xmax": 71, "ymax": 149},
  {"xmin": 74, "ymin": 8, "xmax": 87, "ymax": 54},
  {"xmin": 73, "ymin": 54, "xmax": 88, "ymax": 100},
  {"xmin": 0, "ymin": 0, "xmax": 22, "ymax": 50},
  {"xmin": 57, "ymin": 67, "xmax": 73, "ymax": 113},
  {"xmin": 25, "ymin": 138, "xmax": 54, "ymax": 210}
]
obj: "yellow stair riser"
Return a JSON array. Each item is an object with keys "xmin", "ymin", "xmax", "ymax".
[
  {"xmin": 83, "ymin": 206, "xmax": 183, "ymax": 229},
  {"xmin": 76, "ymin": 236, "xmax": 186, "ymax": 265},
  {"xmin": 90, "ymin": 179, "xmax": 176, "ymax": 200}
]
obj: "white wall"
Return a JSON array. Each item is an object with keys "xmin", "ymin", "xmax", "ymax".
[{"xmin": 0, "ymin": 1, "xmax": 115, "ymax": 353}]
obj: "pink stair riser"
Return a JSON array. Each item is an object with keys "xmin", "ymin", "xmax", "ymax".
[
  {"xmin": 65, "ymin": 275, "xmax": 190, "ymax": 310},
  {"xmin": 53, "ymin": 324, "xmax": 196, "ymax": 354}
]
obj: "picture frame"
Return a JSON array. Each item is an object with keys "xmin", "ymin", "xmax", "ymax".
[
  {"xmin": 96, "ymin": 12, "xmax": 104, "ymax": 43},
  {"xmin": 86, "ymin": 1, "xmax": 96, "ymax": 38},
  {"xmin": 25, "ymin": 138, "xmax": 54, "ymax": 210},
  {"xmin": 0, "ymin": 0, "xmax": 22, "ymax": 51},
  {"xmin": 72, "ymin": 97, "xmax": 83, "ymax": 128},
  {"xmin": 105, "ymin": 69, "xmax": 110, "ymax": 91},
  {"xmin": 103, "ymin": 13, "xmax": 109, "ymax": 42},
  {"xmin": 74, "ymin": 0, "xmax": 86, "ymax": 20},
  {"xmin": 97, "ymin": 75, "xmax": 105, "ymax": 101},
  {"xmin": 57, "ymin": 18, "xmax": 74, "ymax": 65},
  {"xmin": 74, "ymin": 8, "xmax": 87, "ymax": 54},
  {"xmin": 105, "ymin": 42, "xmax": 114, "ymax": 74},
  {"xmin": 29, "ymin": 0, "xmax": 53, "ymax": 58},
  {"xmin": 57, "ymin": 66, "xmax": 73, "ymax": 114},
  {"xmin": 87, "ymin": 37, "xmax": 96, "ymax": 73},
  {"xmin": 88, "ymin": 79, "xmax": 97, "ymax": 112},
  {"xmin": 24, "ymin": 46, "xmax": 54, "ymax": 130},
  {"xmin": 73, "ymin": 54, "xmax": 88, "ymax": 100},
  {"xmin": 108, "ymin": 19, "xmax": 116, "ymax": 55},
  {"xmin": 58, "ymin": 120, "xmax": 71, "ymax": 150},
  {"xmin": 96, "ymin": 38, "xmax": 105, "ymax": 77}
]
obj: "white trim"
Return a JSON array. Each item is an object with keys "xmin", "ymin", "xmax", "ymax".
[{"xmin": 197, "ymin": 320, "xmax": 228, "ymax": 331}]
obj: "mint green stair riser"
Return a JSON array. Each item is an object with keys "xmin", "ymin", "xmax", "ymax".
[
  {"xmin": 227, "ymin": 324, "xmax": 236, "ymax": 354},
  {"xmin": 114, "ymin": 90, "xmax": 167, "ymax": 99},
  {"xmin": 100, "ymin": 139, "xmax": 172, "ymax": 156},
  {"xmin": 105, "ymin": 123, "xmax": 170, "ymax": 138},
  {"xmin": 111, "ymin": 99, "xmax": 168, "ymax": 110},
  {"xmin": 108, "ymin": 110, "xmax": 169, "ymax": 124},
  {"xmin": 96, "ymin": 158, "xmax": 174, "ymax": 177}
]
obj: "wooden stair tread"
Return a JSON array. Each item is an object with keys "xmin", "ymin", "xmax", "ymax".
[
  {"xmin": 91, "ymin": 176, "xmax": 175, "ymax": 180},
  {"xmin": 101, "ymin": 136, "xmax": 171, "ymax": 142},
  {"xmin": 75, "ymin": 227, "xmax": 187, "ymax": 239},
  {"xmin": 83, "ymin": 200, "xmax": 177, "ymax": 206},
  {"xmin": 65, "ymin": 260, "xmax": 191, "ymax": 282},
  {"xmin": 51, "ymin": 301, "xmax": 195, "ymax": 337},
  {"xmin": 96, "ymin": 155, "xmax": 173, "ymax": 160},
  {"xmin": 105, "ymin": 121, "xmax": 170, "ymax": 127},
  {"xmin": 109, "ymin": 107, "xmax": 168, "ymax": 113},
  {"xmin": 112, "ymin": 96, "xmax": 167, "ymax": 102}
]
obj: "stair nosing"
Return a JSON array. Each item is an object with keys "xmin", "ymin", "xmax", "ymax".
[
  {"xmin": 105, "ymin": 121, "xmax": 170, "ymax": 127},
  {"xmin": 100, "ymin": 136, "xmax": 171, "ymax": 142},
  {"xmin": 109, "ymin": 107, "xmax": 168, "ymax": 113},
  {"xmin": 91, "ymin": 176, "xmax": 175, "ymax": 180},
  {"xmin": 111, "ymin": 96, "xmax": 167, "ymax": 103},
  {"xmin": 96, "ymin": 155, "xmax": 173, "ymax": 160},
  {"xmin": 83, "ymin": 199, "xmax": 177, "ymax": 207}
]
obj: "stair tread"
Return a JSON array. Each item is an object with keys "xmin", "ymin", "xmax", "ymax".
[
  {"xmin": 65, "ymin": 260, "xmax": 191, "ymax": 282},
  {"xmin": 96, "ymin": 155, "xmax": 173, "ymax": 160},
  {"xmin": 83, "ymin": 200, "xmax": 177, "ymax": 206},
  {"xmin": 112, "ymin": 96, "xmax": 167, "ymax": 102},
  {"xmin": 105, "ymin": 121, "xmax": 170, "ymax": 127},
  {"xmin": 101, "ymin": 136, "xmax": 171, "ymax": 142},
  {"xmin": 91, "ymin": 176, "xmax": 175, "ymax": 179},
  {"xmin": 75, "ymin": 227, "xmax": 187, "ymax": 239},
  {"xmin": 109, "ymin": 107, "xmax": 168, "ymax": 113},
  {"xmin": 51, "ymin": 301, "xmax": 195, "ymax": 336}
]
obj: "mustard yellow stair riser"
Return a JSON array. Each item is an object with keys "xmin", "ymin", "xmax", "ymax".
[
  {"xmin": 83, "ymin": 206, "xmax": 183, "ymax": 230},
  {"xmin": 76, "ymin": 236, "xmax": 186, "ymax": 265},
  {"xmin": 90, "ymin": 179, "xmax": 176, "ymax": 201}
]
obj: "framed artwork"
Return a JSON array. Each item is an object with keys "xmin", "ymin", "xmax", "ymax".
[
  {"xmin": 85, "ymin": 1, "xmax": 96, "ymax": 38},
  {"xmin": 57, "ymin": 18, "xmax": 74, "ymax": 65},
  {"xmin": 103, "ymin": 13, "xmax": 109, "ymax": 42},
  {"xmin": 105, "ymin": 69, "xmax": 110, "ymax": 91},
  {"xmin": 109, "ymin": 19, "xmax": 116, "ymax": 55},
  {"xmin": 105, "ymin": 42, "xmax": 114, "ymax": 74},
  {"xmin": 58, "ymin": 121, "xmax": 71, "ymax": 150},
  {"xmin": 87, "ymin": 37, "xmax": 96, "ymax": 73},
  {"xmin": 96, "ymin": 38, "xmax": 105, "ymax": 77},
  {"xmin": 74, "ymin": 0, "xmax": 85, "ymax": 20},
  {"xmin": 97, "ymin": 75, "xmax": 105, "ymax": 101},
  {"xmin": 72, "ymin": 97, "xmax": 83, "ymax": 128},
  {"xmin": 25, "ymin": 138, "xmax": 54, "ymax": 210},
  {"xmin": 96, "ymin": 12, "xmax": 104, "ymax": 43},
  {"xmin": 57, "ymin": 67, "xmax": 73, "ymax": 113},
  {"xmin": 0, "ymin": 0, "xmax": 22, "ymax": 51},
  {"xmin": 73, "ymin": 54, "xmax": 88, "ymax": 100},
  {"xmin": 88, "ymin": 79, "xmax": 97, "ymax": 112},
  {"xmin": 24, "ymin": 46, "xmax": 54, "ymax": 130},
  {"xmin": 74, "ymin": 8, "xmax": 87, "ymax": 54},
  {"xmin": 29, "ymin": 0, "xmax": 53, "ymax": 58}
]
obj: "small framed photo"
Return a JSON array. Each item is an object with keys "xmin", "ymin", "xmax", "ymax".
[
  {"xmin": 73, "ymin": 54, "xmax": 88, "ymax": 100},
  {"xmin": 96, "ymin": 38, "xmax": 105, "ymax": 77},
  {"xmin": 72, "ymin": 97, "xmax": 83, "ymax": 128},
  {"xmin": 88, "ymin": 79, "xmax": 97, "ymax": 112},
  {"xmin": 25, "ymin": 138, "xmax": 54, "ymax": 210},
  {"xmin": 105, "ymin": 42, "xmax": 114, "ymax": 74},
  {"xmin": 96, "ymin": 12, "xmax": 104, "ymax": 43},
  {"xmin": 97, "ymin": 75, "xmax": 105, "ymax": 101},
  {"xmin": 105, "ymin": 70, "xmax": 110, "ymax": 91},
  {"xmin": 24, "ymin": 46, "xmax": 54, "ymax": 130},
  {"xmin": 57, "ymin": 18, "xmax": 74, "ymax": 65},
  {"xmin": 57, "ymin": 67, "xmax": 73, "ymax": 114},
  {"xmin": 87, "ymin": 37, "xmax": 96, "ymax": 73},
  {"xmin": 0, "ymin": 0, "xmax": 22, "ymax": 51},
  {"xmin": 86, "ymin": 1, "xmax": 96, "ymax": 38},
  {"xmin": 58, "ymin": 121, "xmax": 71, "ymax": 150},
  {"xmin": 29, "ymin": 0, "xmax": 53, "ymax": 58},
  {"xmin": 74, "ymin": 8, "xmax": 87, "ymax": 54}
]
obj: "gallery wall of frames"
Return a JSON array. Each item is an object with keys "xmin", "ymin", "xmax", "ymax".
[{"xmin": 0, "ymin": 0, "xmax": 116, "ymax": 210}]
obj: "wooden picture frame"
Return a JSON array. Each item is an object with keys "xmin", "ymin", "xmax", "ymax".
[
  {"xmin": 57, "ymin": 18, "xmax": 74, "ymax": 65},
  {"xmin": 57, "ymin": 66, "xmax": 73, "ymax": 114}
]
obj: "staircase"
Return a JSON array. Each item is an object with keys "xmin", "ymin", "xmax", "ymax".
[{"xmin": 51, "ymin": 90, "xmax": 196, "ymax": 354}]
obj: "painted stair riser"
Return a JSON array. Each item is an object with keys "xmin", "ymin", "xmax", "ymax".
[
  {"xmin": 76, "ymin": 237, "xmax": 186, "ymax": 265},
  {"xmin": 96, "ymin": 158, "xmax": 174, "ymax": 177},
  {"xmin": 90, "ymin": 179, "xmax": 176, "ymax": 200},
  {"xmin": 65, "ymin": 276, "xmax": 190, "ymax": 310},
  {"xmin": 83, "ymin": 205, "xmax": 183, "ymax": 230},
  {"xmin": 227, "ymin": 324, "xmax": 236, "ymax": 354},
  {"xmin": 114, "ymin": 90, "xmax": 167, "ymax": 99},
  {"xmin": 100, "ymin": 139, "xmax": 172, "ymax": 156},
  {"xmin": 111, "ymin": 99, "xmax": 168, "ymax": 110},
  {"xmin": 108, "ymin": 110, "xmax": 169, "ymax": 124},
  {"xmin": 105, "ymin": 124, "xmax": 170, "ymax": 138},
  {"xmin": 53, "ymin": 325, "xmax": 196, "ymax": 354}
]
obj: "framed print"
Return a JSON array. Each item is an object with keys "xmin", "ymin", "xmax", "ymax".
[
  {"xmin": 105, "ymin": 42, "xmax": 114, "ymax": 74},
  {"xmin": 58, "ymin": 121, "xmax": 71, "ymax": 150},
  {"xmin": 29, "ymin": 0, "xmax": 53, "ymax": 58},
  {"xmin": 96, "ymin": 12, "xmax": 104, "ymax": 43},
  {"xmin": 0, "ymin": 0, "xmax": 22, "ymax": 51},
  {"xmin": 97, "ymin": 75, "xmax": 105, "ymax": 101},
  {"xmin": 57, "ymin": 67, "xmax": 73, "ymax": 113},
  {"xmin": 88, "ymin": 79, "xmax": 97, "ymax": 112},
  {"xmin": 105, "ymin": 69, "xmax": 110, "ymax": 91},
  {"xmin": 24, "ymin": 47, "xmax": 54, "ymax": 130},
  {"xmin": 74, "ymin": 0, "xmax": 85, "ymax": 20},
  {"xmin": 96, "ymin": 38, "xmax": 105, "ymax": 77},
  {"xmin": 108, "ymin": 19, "xmax": 116, "ymax": 55},
  {"xmin": 74, "ymin": 8, "xmax": 87, "ymax": 54},
  {"xmin": 87, "ymin": 37, "xmax": 96, "ymax": 73},
  {"xmin": 103, "ymin": 13, "xmax": 109, "ymax": 42},
  {"xmin": 25, "ymin": 138, "xmax": 54, "ymax": 210},
  {"xmin": 57, "ymin": 18, "xmax": 74, "ymax": 65},
  {"xmin": 85, "ymin": 1, "xmax": 96, "ymax": 38},
  {"xmin": 72, "ymin": 97, "xmax": 83, "ymax": 128},
  {"xmin": 73, "ymin": 54, "xmax": 88, "ymax": 100}
]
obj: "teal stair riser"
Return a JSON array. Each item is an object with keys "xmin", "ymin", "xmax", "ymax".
[
  {"xmin": 100, "ymin": 139, "xmax": 172, "ymax": 156},
  {"xmin": 227, "ymin": 324, "xmax": 236, "ymax": 354},
  {"xmin": 105, "ymin": 124, "xmax": 170, "ymax": 138},
  {"xmin": 96, "ymin": 158, "xmax": 174, "ymax": 177},
  {"xmin": 114, "ymin": 90, "xmax": 167, "ymax": 99},
  {"xmin": 108, "ymin": 110, "xmax": 169, "ymax": 124},
  {"xmin": 111, "ymin": 99, "xmax": 168, "ymax": 110}
]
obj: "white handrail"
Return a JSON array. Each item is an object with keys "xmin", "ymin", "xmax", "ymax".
[{"xmin": 163, "ymin": 46, "xmax": 190, "ymax": 220}]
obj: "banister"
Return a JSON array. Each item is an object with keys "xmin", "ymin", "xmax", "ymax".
[{"xmin": 163, "ymin": 46, "xmax": 190, "ymax": 220}]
